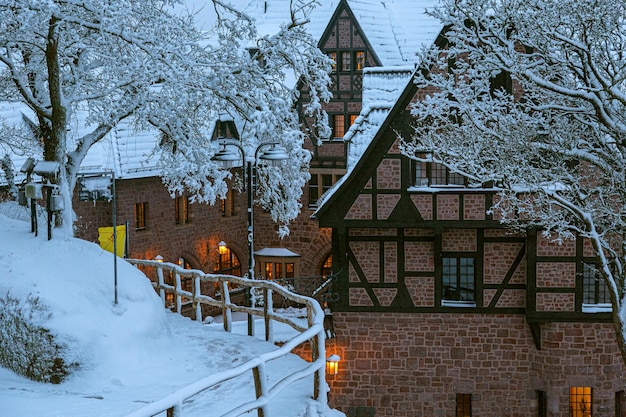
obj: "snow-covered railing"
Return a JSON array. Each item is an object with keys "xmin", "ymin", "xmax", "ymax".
[{"xmin": 125, "ymin": 259, "xmax": 327, "ymax": 417}]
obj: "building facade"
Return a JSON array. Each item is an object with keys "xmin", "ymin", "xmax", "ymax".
[{"xmin": 314, "ymin": 46, "xmax": 626, "ymax": 417}]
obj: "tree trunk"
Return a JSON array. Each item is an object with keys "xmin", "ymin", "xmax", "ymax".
[{"xmin": 45, "ymin": 16, "xmax": 72, "ymax": 235}]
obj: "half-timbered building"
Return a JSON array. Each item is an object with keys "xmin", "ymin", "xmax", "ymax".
[{"xmin": 313, "ymin": 29, "xmax": 626, "ymax": 417}]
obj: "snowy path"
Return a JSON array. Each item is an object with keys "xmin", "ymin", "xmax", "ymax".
[{"xmin": 1, "ymin": 313, "xmax": 317, "ymax": 417}]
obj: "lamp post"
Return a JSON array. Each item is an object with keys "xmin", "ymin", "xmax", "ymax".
[{"xmin": 212, "ymin": 139, "xmax": 289, "ymax": 335}]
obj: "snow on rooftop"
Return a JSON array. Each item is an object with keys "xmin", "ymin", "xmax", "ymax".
[
  {"xmin": 244, "ymin": 0, "xmax": 441, "ymax": 66},
  {"xmin": 255, "ymin": 247, "xmax": 301, "ymax": 257},
  {"xmin": 345, "ymin": 66, "xmax": 414, "ymax": 167}
]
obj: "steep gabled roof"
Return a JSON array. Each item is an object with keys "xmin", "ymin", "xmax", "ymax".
[
  {"xmin": 245, "ymin": 0, "xmax": 441, "ymax": 66},
  {"xmin": 313, "ymin": 27, "xmax": 448, "ymax": 223}
]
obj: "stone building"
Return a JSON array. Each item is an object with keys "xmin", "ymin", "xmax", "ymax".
[{"xmin": 313, "ymin": 26, "xmax": 626, "ymax": 417}]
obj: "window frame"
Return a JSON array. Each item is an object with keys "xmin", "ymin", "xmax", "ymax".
[
  {"xmin": 308, "ymin": 169, "xmax": 344, "ymax": 208},
  {"xmin": 134, "ymin": 202, "xmax": 147, "ymax": 230},
  {"xmin": 354, "ymin": 51, "xmax": 365, "ymax": 71},
  {"xmin": 414, "ymin": 155, "xmax": 468, "ymax": 188},
  {"xmin": 441, "ymin": 256, "xmax": 477, "ymax": 307},
  {"xmin": 175, "ymin": 196, "xmax": 190, "ymax": 225},
  {"xmin": 569, "ymin": 386, "xmax": 592, "ymax": 417},
  {"xmin": 581, "ymin": 261, "xmax": 612, "ymax": 313},
  {"xmin": 340, "ymin": 51, "xmax": 351, "ymax": 72}
]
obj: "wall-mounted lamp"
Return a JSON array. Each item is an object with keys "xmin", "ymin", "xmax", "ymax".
[
  {"xmin": 218, "ymin": 241, "xmax": 228, "ymax": 255},
  {"xmin": 326, "ymin": 354, "xmax": 340, "ymax": 376},
  {"xmin": 154, "ymin": 255, "xmax": 164, "ymax": 262}
]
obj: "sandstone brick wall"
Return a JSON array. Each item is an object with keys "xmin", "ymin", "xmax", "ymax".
[{"xmin": 324, "ymin": 312, "xmax": 625, "ymax": 417}]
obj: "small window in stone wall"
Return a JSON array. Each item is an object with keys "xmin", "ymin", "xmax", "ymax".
[
  {"xmin": 135, "ymin": 202, "xmax": 147, "ymax": 230},
  {"xmin": 456, "ymin": 393, "xmax": 472, "ymax": 417},
  {"xmin": 175, "ymin": 196, "xmax": 190, "ymax": 225},
  {"xmin": 570, "ymin": 386, "xmax": 592, "ymax": 417}
]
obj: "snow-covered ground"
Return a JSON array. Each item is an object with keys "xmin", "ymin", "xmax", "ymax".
[{"xmin": 0, "ymin": 203, "xmax": 342, "ymax": 417}]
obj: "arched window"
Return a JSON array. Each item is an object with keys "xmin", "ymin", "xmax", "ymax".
[
  {"xmin": 214, "ymin": 247, "xmax": 241, "ymax": 276},
  {"xmin": 321, "ymin": 254, "xmax": 333, "ymax": 278}
]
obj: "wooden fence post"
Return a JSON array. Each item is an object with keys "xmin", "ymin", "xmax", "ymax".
[
  {"xmin": 252, "ymin": 363, "xmax": 268, "ymax": 417},
  {"xmin": 175, "ymin": 273, "xmax": 182, "ymax": 314},
  {"xmin": 264, "ymin": 288, "xmax": 273, "ymax": 343},
  {"xmin": 221, "ymin": 280, "xmax": 232, "ymax": 332},
  {"xmin": 194, "ymin": 276, "xmax": 201, "ymax": 322},
  {"xmin": 157, "ymin": 268, "xmax": 165, "ymax": 306}
]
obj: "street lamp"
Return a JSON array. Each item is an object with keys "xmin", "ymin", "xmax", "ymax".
[{"xmin": 212, "ymin": 138, "xmax": 289, "ymax": 334}]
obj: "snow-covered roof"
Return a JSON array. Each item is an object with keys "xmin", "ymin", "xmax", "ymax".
[
  {"xmin": 244, "ymin": 0, "xmax": 441, "ymax": 66},
  {"xmin": 345, "ymin": 66, "xmax": 414, "ymax": 167},
  {"xmin": 0, "ymin": 101, "xmax": 233, "ymax": 185},
  {"xmin": 254, "ymin": 247, "xmax": 301, "ymax": 257}
]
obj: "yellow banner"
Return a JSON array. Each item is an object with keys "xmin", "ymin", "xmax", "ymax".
[{"xmin": 98, "ymin": 225, "xmax": 126, "ymax": 257}]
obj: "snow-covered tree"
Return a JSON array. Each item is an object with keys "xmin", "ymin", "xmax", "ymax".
[
  {"xmin": 404, "ymin": 0, "xmax": 626, "ymax": 364},
  {"xmin": 0, "ymin": 0, "xmax": 331, "ymax": 235}
]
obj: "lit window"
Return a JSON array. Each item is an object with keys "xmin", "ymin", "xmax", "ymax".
[
  {"xmin": 214, "ymin": 247, "xmax": 242, "ymax": 277},
  {"xmin": 350, "ymin": 114, "xmax": 358, "ymax": 126},
  {"xmin": 570, "ymin": 386, "xmax": 592, "ymax": 417},
  {"xmin": 456, "ymin": 393, "xmax": 472, "ymax": 417},
  {"xmin": 333, "ymin": 114, "xmax": 346, "ymax": 139},
  {"xmin": 175, "ymin": 196, "xmax": 190, "ymax": 225},
  {"xmin": 442, "ymin": 257, "xmax": 476, "ymax": 306},
  {"xmin": 178, "ymin": 257, "xmax": 193, "ymax": 293},
  {"xmin": 355, "ymin": 51, "xmax": 365, "ymax": 71},
  {"xmin": 135, "ymin": 202, "xmax": 147, "ymax": 229},
  {"xmin": 341, "ymin": 51, "xmax": 351, "ymax": 71},
  {"xmin": 321, "ymin": 254, "xmax": 332, "ymax": 278},
  {"xmin": 328, "ymin": 52, "xmax": 337, "ymax": 72}
]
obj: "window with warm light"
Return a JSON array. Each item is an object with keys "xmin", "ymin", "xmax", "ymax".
[
  {"xmin": 332, "ymin": 114, "xmax": 345, "ymax": 139},
  {"xmin": 570, "ymin": 386, "xmax": 592, "ymax": 417},
  {"xmin": 178, "ymin": 257, "xmax": 193, "ymax": 294},
  {"xmin": 135, "ymin": 202, "xmax": 147, "ymax": 230},
  {"xmin": 255, "ymin": 254, "xmax": 300, "ymax": 281},
  {"xmin": 456, "ymin": 393, "xmax": 472, "ymax": 417},
  {"xmin": 327, "ymin": 51, "xmax": 337, "ymax": 72},
  {"xmin": 321, "ymin": 254, "xmax": 333, "ymax": 278},
  {"xmin": 213, "ymin": 247, "xmax": 241, "ymax": 277},
  {"xmin": 354, "ymin": 51, "xmax": 365, "ymax": 71}
]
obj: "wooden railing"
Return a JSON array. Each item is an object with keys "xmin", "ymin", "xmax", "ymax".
[{"xmin": 125, "ymin": 259, "xmax": 327, "ymax": 417}]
